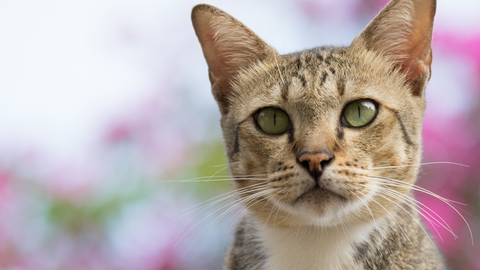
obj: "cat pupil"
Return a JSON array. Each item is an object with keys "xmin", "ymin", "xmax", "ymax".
[
  {"xmin": 274, "ymin": 113, "xmax": 276, "ymax": 125},
  {"xmin": 358, "ymin": 106, "xmax": 361, "ymax": 118}
]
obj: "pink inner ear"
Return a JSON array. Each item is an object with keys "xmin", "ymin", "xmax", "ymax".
[
  {"xmin": 401, "ymin": 33, "xmax": 432, "ymax": 84},
  {"xmin": 192, "ymin": 4, "xmax": 274, "ymax": 113},
  {"xmin": 402, "ymin": 0, "xmax": 435, "ymax": 83},
  {"xmin": 198, "ymin": 27, "xmax": 229, "ymax": 81},
  {"xmin": 355, "ymin": 0, "xmax": 436, "ymax": 95},
  {"xmin": 195, "ymin": 14, "xmax": 258, "ymax": 84}
]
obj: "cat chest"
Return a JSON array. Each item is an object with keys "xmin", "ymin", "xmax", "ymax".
[{"xmin": 260, "ymin": 225, "xmax": 373, "ymax": 270}]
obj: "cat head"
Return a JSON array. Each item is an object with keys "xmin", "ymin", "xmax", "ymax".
[{"xmin": 192, "ymin": 0, "xmax": 436, "ymax": 227}]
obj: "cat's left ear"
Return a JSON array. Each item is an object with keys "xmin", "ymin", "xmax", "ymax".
[
  {"xmin": 192, "ymin": 4, "xmax": 275, "ymax": 114},
  {"xmin": 353, "ymin": 0, "xmax": 436, "ymax": 96}
]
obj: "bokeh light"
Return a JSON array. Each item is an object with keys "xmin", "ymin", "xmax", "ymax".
[{"xmin": 0, "ymin": 0, "xmax": 479, "ymax": 269}]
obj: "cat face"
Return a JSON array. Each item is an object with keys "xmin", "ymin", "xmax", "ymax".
[
  {"xmin": 221, "ymin": 47, "xmax": 425, "ymax": 227},
  {"xmin": 192, "ymin": 0, "xmax": 435, "ymax": 227}
]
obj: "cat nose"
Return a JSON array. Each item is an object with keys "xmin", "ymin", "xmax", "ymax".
[{"xmin": 297, "ymin": 151, "xmax": 334, "ymax": 180}]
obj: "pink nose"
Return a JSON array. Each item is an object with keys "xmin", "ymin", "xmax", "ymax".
[{"xmin": 297, "ymin": 152, "xmax": 333, "ymax": 179}]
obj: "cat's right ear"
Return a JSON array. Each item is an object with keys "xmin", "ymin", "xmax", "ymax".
[
  {"xmin": 192, "ymin": 4, "xmax": 273, "ymax": 114},
  {"xmin": 353, "ymin": 0, "xmax": 436, "ymax": 97}
]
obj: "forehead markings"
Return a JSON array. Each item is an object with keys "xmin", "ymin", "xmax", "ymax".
[
  {"xmin": 337, "ymin": 78, "xmax": 346, "ymax": 97},
  {"xmin": 281, "ymin": 82, "xmax": 290, "ymax": 102},
  {"xmin": 320, "ymin": 71, "xmax": 328, "ymax": 88}
]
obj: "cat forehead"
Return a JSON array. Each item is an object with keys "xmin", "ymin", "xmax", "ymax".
[{"xmin": 231, "ymin": 46, "xmax": 406, "ymax": 114}]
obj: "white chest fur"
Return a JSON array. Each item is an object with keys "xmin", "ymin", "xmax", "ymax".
[{"xmin": 260, "ymin": 223, "xmax": 377, "ymax": 270}]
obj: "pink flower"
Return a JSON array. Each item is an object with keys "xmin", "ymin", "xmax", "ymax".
[{"xmin": 434, "ymin": 32, "xmax": 480, "ymax": 80}]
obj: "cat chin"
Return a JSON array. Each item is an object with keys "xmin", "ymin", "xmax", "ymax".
[
  {"xmin": 269, "ymin": 189, "xmax": 359, "ymax": 227},
  {"xmin": 294, "ymin": 185, "xmax": 347, "ymax": 204}
]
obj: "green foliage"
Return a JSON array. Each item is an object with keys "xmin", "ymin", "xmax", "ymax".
[{"xmin": 171, "ymin": 140, "xmax": 231, "ymax": 200}]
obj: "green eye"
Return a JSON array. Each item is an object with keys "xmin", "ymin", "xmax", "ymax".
[
  {"xmin": 255, "ymin": 107, "xmax": 290, "ymax": 134},
  {"xmin": 343, "ymin": 100, "xmax": 377, "ymax": 127}
]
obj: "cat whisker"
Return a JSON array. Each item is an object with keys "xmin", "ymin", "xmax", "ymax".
[
  {"xmin": 227, "ymin": 192, "xmax": 272, "ymax": 231},
  {"xmin": 367, "ymin": 161, "xmax": 469, "ymax": 170},
  {"xmin": 374, "ymin": 191, "xmax": 436, "ymax": 246},
  {"xmin": 259, "ymin": 63, "xmax": 278, "ymax": 84},
  {"xmin": 263, "ymin": 192, "xmax": 287, "ymax": 229},
  {"xmin": 351, "ymin": 191, "xmax": 378, "ymax": 231},
  {"xmin": 376, "ymin": 184, "xmax": 457, "ymax": 237},
  {"xmin": 212, "ymin": 161, "xmax": 239, "ymax": 167},
  {"xmin": 181, "ymin": 182, "xmax": 273, "ymax": 222},
  {"xmin": 224, "ymin": 191, "xmax": 280, "ymax": 247},
  {"xmin": 160, "ymin": 173, "xmax": 270, "ymax": 183},
  {"xmin": 338, "ymin": 207, "xmax": 352, "ymax": 240},
  {"xmin": 176, "ymin": 183, "xmax": 268, "ymax": 227},
  {"xmin": 380, "ymin": 188, "xmax": 449, "ymax": 243},
  {"xmin": 179, "ymin": 182, "xmax": 269, "ymax": 216},
  {"xmin": 362, "ymin": 183, "xmax": 444, "ymax": 237},
  {"xmin": 177, "ymin": 187, "xmax": 272, "ymax": 252},
  {"xmin": 218, "ymin": 190, "xmax": 274, "ymax": 227},
  {"xmin": 273, "ymin": 53, "xmax": 285, "ymax": 84},
  {"xmin": 183, "ymin": 188, "xmax": 279, "ymax": 257},
  {"xmin": 160, "ymin": 178, "xmax": 268, "ymax": 183},
  {"xmin": 354, "ymin": 189, "xmax": 412, "ymax": 243},
  {"xmin": 356, "ymin": 175, "xmax": 466, "ymax": 205},
  {"xmin": 388, "ymin": 188, "xmax": 455, "ymax": 237},
  {"xmin": 359, "ymin": 175, "xmax": 473, "ymax": 244},
  {"xmin": 359, "ymin": 175, "xmax": 464, "ymax": 213},
  {"xmin": 203, "ymin": 163, "xmax": 235, "ymax": 184}
]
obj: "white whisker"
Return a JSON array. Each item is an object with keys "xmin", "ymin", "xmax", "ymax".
[
  {"xmin": 176, "ymin": 187, "xmax": 271, "ymax": 252},
  {"xmin": 351, "ymin": 191, "xmax": 378, "ymax": 231},
  {"xmin": 356, "ymin": 175, "xmax": 466, "ymax": 205},
  {"xmin": 263, "ymin": 192, "xmax": 286, "ymax": 229},
  {"xmin": 359, "ymin": 175, "xmax": 473, "ymax": 245},
  {"xmin": 358, "ymin": 190, "xmax": 412, "ymax": 243},
  {"xmin": 273, "ymin": 53, "xmax": 285, "ymax": 84},
  {"xmin": 383, "ymin": 187, "xmax": 456, "ymax": 239},
  {"xmin": 179, "ymin": 182, "xmax": 268, "ymax": 216},
  {"xmin": 376, "ymin": 192, "xmax": 434, "ymax": 245},
  {"xmin": 259, "ymin": 63, "xmax": 277, "ymax": 83},
  {"xmin": 368, "ymin": 161, "xmax": 469, "ymax": 170},
  {"xmin": 181, "ymin": 189, "xmax": 275, "ymax": 257}
]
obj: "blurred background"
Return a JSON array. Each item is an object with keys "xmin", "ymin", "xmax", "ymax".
[{"xmin": 0, "ymin": 0, "xmax": 479, "ymax": 269}]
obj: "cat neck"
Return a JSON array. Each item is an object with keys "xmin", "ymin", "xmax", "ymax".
[{"xmin": 259, "ymin": 220, "xmax": 381, "ymax": 270}]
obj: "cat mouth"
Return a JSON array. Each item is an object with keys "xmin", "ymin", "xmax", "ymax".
[{"xmin": 294, "ymin": 185, "xmax": 347, "ymax": 204}]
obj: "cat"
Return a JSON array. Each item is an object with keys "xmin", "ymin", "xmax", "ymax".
[{"xmin": 192, "ymin": 0, "xmax": 446, "ymax": 269}]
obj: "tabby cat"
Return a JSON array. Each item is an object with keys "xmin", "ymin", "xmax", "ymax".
[{"xmin": 192, "ymin": 0, "xmax": 445, "ymax": 269}]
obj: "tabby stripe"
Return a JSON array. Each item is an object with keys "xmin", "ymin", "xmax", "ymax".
[
  {"xmin": 298, "ymin": 75, "xmax": 307, "ymax": 87},
  {"xmin": 324, "ymin": 54, "xmax": 333, "ymax": 65},
  {"xmin": 320, "ymin": 72, "xmax": 328, "ymax": 87},
  {"xmin": 316, "ymin": 54, "xmax": 324, "ymax": 62},
  {"xmin": 337, "ymin": 123, "xmax": 344, "ymax": 140},
  {"xmin": 385, "ymin": 107, "xmax": 414, "ymax": 146},
  {"xmin": 337, "ymin": 78, "xmax": 345, "ymax": 96},
  {"xmin": 230, "ymin": 124, "xmax": 240, "ymax": 160},
  {"xmin": 281, "ymin": 81, "xmax": 290, "ymax": 101},
  {"xmin": 295, "ymin": 58, "xmax": 302, "ymax": 70},
  {"xmin": 396, "ymin": 115, "xmax": 414, "ymax": 146}
]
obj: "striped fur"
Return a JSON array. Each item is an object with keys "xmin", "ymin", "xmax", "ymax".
[{"xmin": 192, "ymin": 0, "xmax": 445, "ymax": 269}]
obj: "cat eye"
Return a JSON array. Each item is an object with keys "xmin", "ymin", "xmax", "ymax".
[
  {"xmin": 342, "ymin": 100, "xmax": 377, "ymax": 127},
  {"xmin": 255, "ymin": 107, "xmax": 290, "ymax": 135}
]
